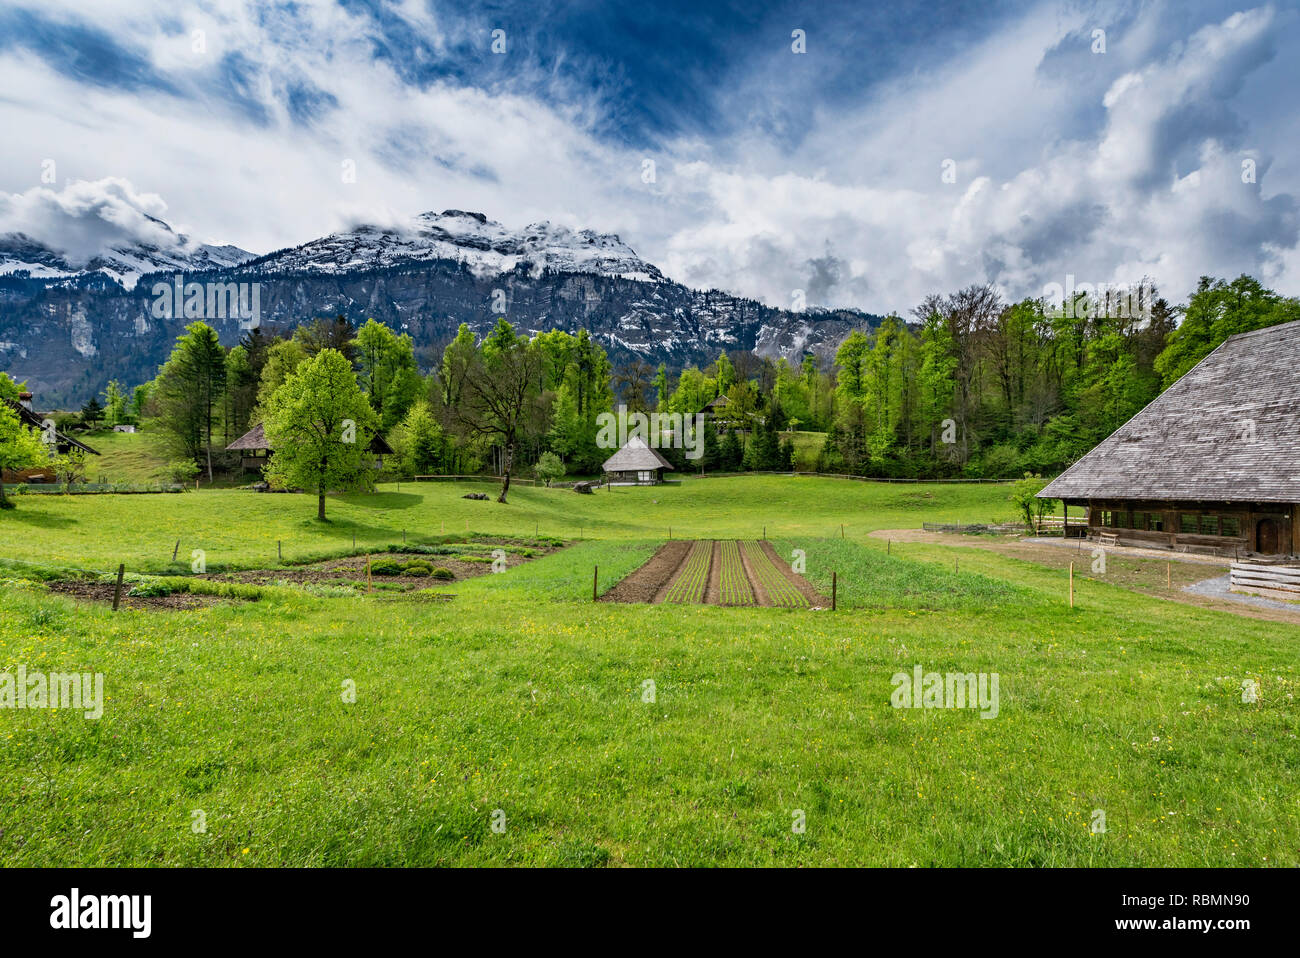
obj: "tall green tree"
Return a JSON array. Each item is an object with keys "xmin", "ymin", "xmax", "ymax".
[
  {"xmin": 354, "ymin": 319, "xmax": 422, "ymax": 432},
  {"xmin": 263, "ymin": 349, "xmax": 379, "ymax": 520},
  {"xmin": 154, "ymin": 322, "xmax": 227, "ymax": 481},
  {"xmin": 453, "ymin": 320, "xmax": 547, "ymax": 503}
]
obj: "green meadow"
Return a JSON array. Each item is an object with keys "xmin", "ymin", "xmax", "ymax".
[{"xmin": 1, "ymin": 476, "xmax": 1296, "ymax": 866}]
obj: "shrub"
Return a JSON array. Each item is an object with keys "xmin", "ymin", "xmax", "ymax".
[
  {"xmin": 370, "ymin": 559, "xmax": 402, "ymax": 576},
  {"xmin": 431, "ymin": 567, "xmax": 454, "ymax": 580},
  {"xmin": 404, "ymin": 566, "xmax": 431, "ymax": 578}
]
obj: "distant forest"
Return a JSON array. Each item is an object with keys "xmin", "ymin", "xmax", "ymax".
[{"xmin": 17, "ymin": 272, "xmax": 1299, "ymax": 483}]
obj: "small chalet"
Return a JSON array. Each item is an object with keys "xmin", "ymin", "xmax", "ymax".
[
  {"xmin": 700, "ymin": 395, "xmax": 730, "ymax": 420},
  {"xmin": 601, "ymin": 435, "xmax": 674, "ymax": 485},
  {"xmin": 1039, "ymin": 320, "xmax": 1300, "ymax": 557},
  {"xmin": 226, "ymin": 422, "xmax": 395, "ymax": 471}
]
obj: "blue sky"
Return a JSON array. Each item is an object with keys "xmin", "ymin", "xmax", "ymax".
[{"xmin": 0, "ymin": 0, "xmax": 1297, "ymax": 313}]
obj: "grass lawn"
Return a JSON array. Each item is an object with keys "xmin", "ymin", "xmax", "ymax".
[
  {"xmin": 779, "ymin": 430, "xmax": 827, "ymax": 470},
  {"xmin": 75, "ymin": 426, "xmax": 174, "ymax": 485},
  {"xmin": 1, "ymin": 476, "xmax": 1295, "ymax": 866}
]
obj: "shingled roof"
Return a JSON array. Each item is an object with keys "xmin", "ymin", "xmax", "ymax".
[
  {"xmin": 1040, "ymin": 319, "xmax": 1300, "ymax": 504},
  {"xmin": 4, "ymin": 398, "xmax": 99, "ymax": 456},
  {"xmin": 601, "ymin": 435, "xmax": 674, "ymax": 472}
]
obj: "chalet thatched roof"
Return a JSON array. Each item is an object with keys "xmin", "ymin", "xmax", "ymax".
[
  {"xmin": 1040, "ymin": 319, "xmax": 1300, "ymax": 504},
  {"xmin": 4, "ymin": 399, "xmax": 99, "ymax": 455},
  {"xmin": 227, "ymin": 421, "xmax": 395, "ymax": 456},
  {"xmin": 601, "ymin": 435, "xmax": 674, "ymax": 472}
]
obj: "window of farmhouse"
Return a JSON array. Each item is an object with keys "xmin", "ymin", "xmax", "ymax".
[
  {"xmin": 638, "ymin": 471, "xmax": 651, "ymax": 482},
  {"xmin": 1199, "ymin": 515, "xmax": 1219, "ymax": 536},
  {"xmin": 1132, "ymin": 513, "xmax": 1148, "ymax": 531},
  {"xmin": 1149, "ymin": 514, "xmax": 1164, "ymax": 532},
  {"xmin": 1179, "ymin": 514, "xmax": 1198, "ymax": 534},
  {"xmin": 1220, "ymin": 517, "xmax": 1241, "ymax": 538}
]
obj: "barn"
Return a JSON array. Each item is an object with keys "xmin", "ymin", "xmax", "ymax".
[
  {"xmin": 1039, "ymin": 320, "xmax": 1300, "ymax": 557},
  {"xmin": 601, "ymin": 435, "xmax": 675, "ymax": 485}
]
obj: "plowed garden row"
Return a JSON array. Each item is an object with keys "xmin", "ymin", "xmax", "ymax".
[{"xmin": 601, "ymin": 539, "xmax": 827, "ymax": 607}]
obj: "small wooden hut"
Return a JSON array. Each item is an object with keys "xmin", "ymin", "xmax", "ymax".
[{"xmin": 601, "ymin": 435, "xmax": 675, "ymax": 485}]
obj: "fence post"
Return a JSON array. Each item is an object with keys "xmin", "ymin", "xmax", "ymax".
[
  {"xmin": 278, "ymin": 539, "xmax": 282, "ymax": 561},
  {"xmin": 832, "ymin": 571, "xmax": 837, "ymax": 611},
  {"xmin": 593, "ymin": 565, "xmax": 599, "ymax": 601},
  {"xmin": 172, "ymin": 539, "xmax": 180, "ymax": 561},
  {"xmin": 1069, "ymin": 561, "xmax": 1074, "ymax": 607},
  {"xmin": 112, "ymin": 563, "xmax": 125, "ymax": 611}
]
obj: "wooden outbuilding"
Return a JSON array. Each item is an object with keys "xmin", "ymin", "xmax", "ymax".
[
  {"xmin": 226, "ymin": 422, "xmax": 395, "ymax": 471},
  {"xmin": 601, "ymin": 435, "xmax": 675, "ymax": 485},
  {"xmin": 1039, "ymin": 320, "xmax": 1300, "ymax": 557}
]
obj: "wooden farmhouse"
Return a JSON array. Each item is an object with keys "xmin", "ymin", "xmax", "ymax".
[
  {"xmin": 1, "ymin": 392, "xmax": 99, "ymax": 483},
  {"xmin": 601, "ymin": 435, "xmax": 675, "ymax": 485},
  {"xmin": 226, "ymin": 422, "xmax": 395, "ymax": 472},
  {"xmin": 1039, "ymin": 320, "xmax": 1300, "ymax": 557}
]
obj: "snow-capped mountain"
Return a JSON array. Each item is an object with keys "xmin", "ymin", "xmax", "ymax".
[
  {"xmin": 237, "ymin": 210, "xmax": 665, "ymax": 284},
  {"xmin": 0, "ymin": 207, "xmax": 881, "ymax": 404},
  {"xmin": 0, "ymin": 231, "xmax": 253, "ymax": 290}
]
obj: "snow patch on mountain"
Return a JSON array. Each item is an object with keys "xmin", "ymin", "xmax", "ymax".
[{"xmin": 237, "ymin": 210, "xmax": 665, "ymax": 283}]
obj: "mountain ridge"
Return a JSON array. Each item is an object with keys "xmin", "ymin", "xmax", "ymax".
[{"xmin": 0, "ymin": 209, "xmax": 882, "ymax": 405}]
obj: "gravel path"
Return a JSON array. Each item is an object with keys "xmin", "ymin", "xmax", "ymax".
[{"xmin": 1183, "ymin": 573, "xmax": 1300, "ymax": 611}]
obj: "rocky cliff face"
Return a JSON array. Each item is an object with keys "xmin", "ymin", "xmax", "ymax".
[{"xmin": 0, "ymin": 210, "xmax": 880, "ymax": 404}]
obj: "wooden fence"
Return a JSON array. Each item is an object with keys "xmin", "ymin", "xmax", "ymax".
[{"xmin": 1230, "ymin": 561, "xmax": 1300, "ymax": 601}]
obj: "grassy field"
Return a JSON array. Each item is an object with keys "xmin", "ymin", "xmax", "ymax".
[
  {"xmin": 1, "ymin": 476, "xmax": 1296, "ymax": 866},
  {"xmin": 74, "ymin": 426, "xmax": 174, "ymax": 485}
]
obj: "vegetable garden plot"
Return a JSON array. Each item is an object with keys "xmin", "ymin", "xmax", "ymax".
[
  {"xmin": 663, "ymin": 540, "xmax": 713, "ymax": 604},
  {"xmin": 603, "ymin": 540, "xmax": 820, "ymax": 607}
]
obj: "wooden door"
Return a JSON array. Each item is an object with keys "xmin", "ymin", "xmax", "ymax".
[{"xmin": 1256, "ymin": 518, "xmax": 1281, "ymax": 554}]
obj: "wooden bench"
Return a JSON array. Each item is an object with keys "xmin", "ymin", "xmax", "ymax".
[{"xmin": 1097, "ymin": 531, "xmax": 1120, "ymax": 547}]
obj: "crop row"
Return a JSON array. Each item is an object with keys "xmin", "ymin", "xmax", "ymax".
[
  {"xmin": 740, "ymin": 541, "xmax": 808, "ymax": 608},
  {"xmin": 718, "ymin": 540, "xmax": 755, "ymax": 606},
  {"xmin": 663, "ymin": 540, "xmax": 712, "ymax": 604}
]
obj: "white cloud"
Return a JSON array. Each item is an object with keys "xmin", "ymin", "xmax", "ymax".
[{"xmin": 0, "ymin": 0, "xmax": 1295, "ymax": 315}]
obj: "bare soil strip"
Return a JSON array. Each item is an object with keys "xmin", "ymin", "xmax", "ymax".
[
  {"xmin": 735, "ymin": 539, "xmax": 771, "ymax": 607},
  {"xmin": 46, "ymin": 581, "xmax": 238, "ymax": 610},
  {"xmin": 598, "ymin": 540, "xmax": 690, "ymax": 603},
  {"xmin": 759, "ymin": 540, "xmax": 832, "ymax": 608},
  {"xmin": 704, "ymin": 540, "xmax": 722, "ymax": 604},
  {"xmin": 604, "ymin": 540, "xmax": 824, "ymax": 607}
]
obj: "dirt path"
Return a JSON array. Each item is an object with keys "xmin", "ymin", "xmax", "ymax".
[{"xmin": 870, "ymin": 529, "xmax": 1300, "ymax": 625}]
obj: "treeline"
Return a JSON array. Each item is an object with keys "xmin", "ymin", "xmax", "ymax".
[
  {"xmin": 818, "ymin": 274, "xmax": 1300, "ymax": 478},
  {"xmin": 71, "ymin": 271, "xmax": 1300, "ymax": 492}
]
